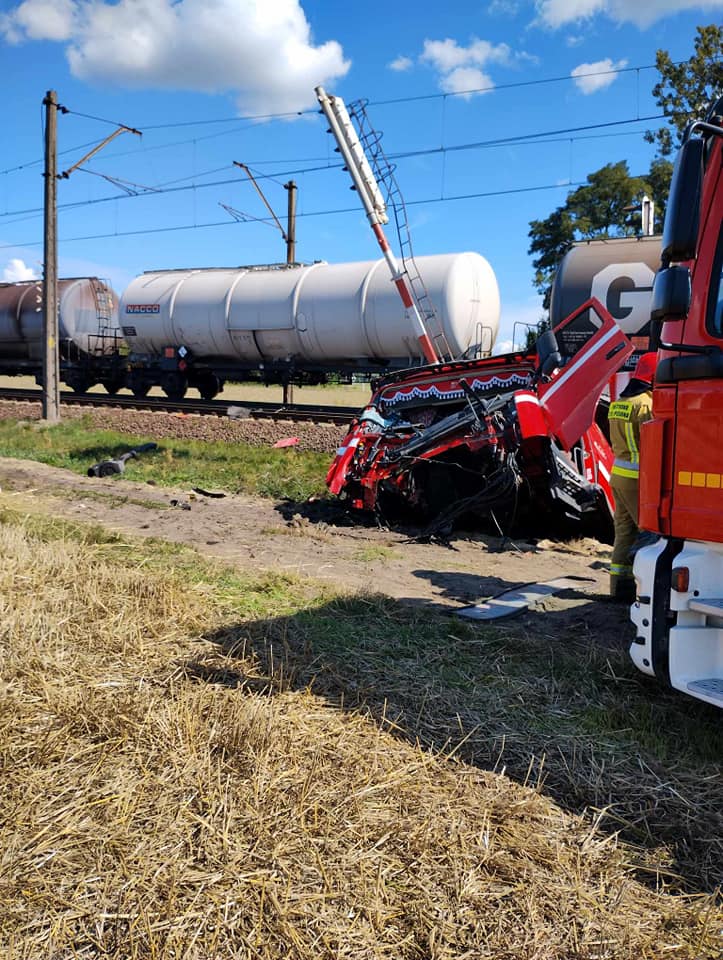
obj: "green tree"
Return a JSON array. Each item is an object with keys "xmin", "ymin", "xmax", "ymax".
[
  {"xmin": 528, "ymin": 162, "xmax": 651, "ymax": 310},
  {"xmin": 645, "ymin": 24, "xmax": 723, "ymax": 157},
  {"xmin": 528, "ymin": 206, "xmax": 575, "ymax": 312},
  {"xmin": 645, "ymin": 156, "xmax": 674, "ymax": 227}
]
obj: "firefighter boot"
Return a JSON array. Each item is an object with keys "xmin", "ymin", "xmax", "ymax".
[{"xmin": 609, "ymin": 573, "xmax": 636, "ymax": 603}]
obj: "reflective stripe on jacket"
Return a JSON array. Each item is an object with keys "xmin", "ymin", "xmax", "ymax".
[{"xmin": 612, "ymin": 457, "xmax": 639, "ymax": 479}]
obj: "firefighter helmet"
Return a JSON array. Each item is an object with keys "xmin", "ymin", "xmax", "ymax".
[{"xmin": 633, "ymin": 352, "xmax": 657, "ymax": 385}]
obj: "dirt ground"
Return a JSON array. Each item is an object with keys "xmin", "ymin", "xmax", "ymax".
[{"xmin": 0, "ymin": 455, "xmax": 615, "ymax": 617}]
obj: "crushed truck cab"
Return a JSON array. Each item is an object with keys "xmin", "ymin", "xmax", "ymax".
[{"xmin": 327, "ymin": 298, "xmax": 631, "ymax": 536}]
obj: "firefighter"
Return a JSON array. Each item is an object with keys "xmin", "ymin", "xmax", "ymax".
[{"xmin": 607, "ymin": 352, "xmax": 657, "ymax": 601}]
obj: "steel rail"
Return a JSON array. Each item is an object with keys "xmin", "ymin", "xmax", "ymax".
[{"xmin": 0, "ymin": 387, "xmax": 358, "ymax": 425}]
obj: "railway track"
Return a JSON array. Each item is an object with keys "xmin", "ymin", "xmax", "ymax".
[{"xmin": 0, "ymin": 388, "xmax": 359, "ymax": 426}]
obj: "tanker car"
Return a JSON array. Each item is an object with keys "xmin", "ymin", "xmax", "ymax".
[
  {"xmin": 0, "ymin": 277, "xmax": 124, "ymax": 392},
  {"xmin": 118, "ymin": 253, "xmax": 500, "ymax": 399},
  {"xmin": 550, "ymin": 235, "xmax": 661, "ymax": 341},
  {"xmin": 550, "ymin": 236, "xmax": 661, "ymax": 399}
]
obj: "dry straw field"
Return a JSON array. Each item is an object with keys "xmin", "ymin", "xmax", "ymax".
[{"xmin": 1, "ymin": 506, "xmax": 721, "ymax": 958}]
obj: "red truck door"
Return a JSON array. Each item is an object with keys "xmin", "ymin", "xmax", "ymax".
[{"xmin": 537, "ymin": 298, "xmax": 633, "ymax": 450}]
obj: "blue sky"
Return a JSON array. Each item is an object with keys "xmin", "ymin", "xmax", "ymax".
[{"xmin": 1, "ymin": 0, "xmax": 721, "ymax": 349}]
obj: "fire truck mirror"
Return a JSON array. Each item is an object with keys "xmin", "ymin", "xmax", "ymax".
[
  {"xmin": 536, "ymin": 329, "xmax": 563, "ymax": 377},
  {"xmin": 662, "ymin": 136, "xmax": 703, "ymax": 264},
  {"xmin": 650, "ymin": 266, "xmax": 691, "ymax": 340}
]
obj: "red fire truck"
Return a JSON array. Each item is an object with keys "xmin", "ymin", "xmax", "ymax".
[{"xmin": 630, "ymin": 99, "xmax": 723, "ymax": 708}]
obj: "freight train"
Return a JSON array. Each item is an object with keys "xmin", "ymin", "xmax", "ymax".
[
  {"xmin": 0, "ymin": 253, "xmax": 500, "ymax": 399},
  {"xmin": 0, "ymin": 239, "xmax": 662, "ymax": 399}
]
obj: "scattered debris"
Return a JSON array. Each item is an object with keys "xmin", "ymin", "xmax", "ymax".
[
  {"xmin": 456, "ymin": 576, "xmax": 596, "ymax": 620},
  {"xmin": 170, "ymin": 499, "xmax": 192, "ymax": 511},
  {"xmin": 192, "ymin": 486, "xmax": 226, "ymax": 499},
  {"xmin": 227, "ymin": 405, "xmax": 252, "ymax": 420},
  {"xmin": 273, "ymin": 436, "xmax": 300, "ymax": 448},
  {"xmin": 87, "ymin": 442, "xmax": 158, "ymax": 478}
]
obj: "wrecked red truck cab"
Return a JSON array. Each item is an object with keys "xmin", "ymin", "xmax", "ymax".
[{"xmin": 326, "ymin": 299, "xmax": 632, "ymax": 536}]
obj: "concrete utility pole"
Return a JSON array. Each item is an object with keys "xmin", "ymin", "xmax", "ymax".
[
  {"xmin": 42, "ymin": 89, "xmax": 60, "ymax": 422},
  {"xmin": 284, "ymin": 180, "xmax": 297, "ymax": 264},
  {"xmin": 40, "ymin": 96, "xmax": 140, "ymax": 422}
]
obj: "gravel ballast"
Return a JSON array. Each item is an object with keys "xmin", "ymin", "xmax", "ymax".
[{"xmin": 0, "ymin": 400, "xmax": 347, "ymax": 454}]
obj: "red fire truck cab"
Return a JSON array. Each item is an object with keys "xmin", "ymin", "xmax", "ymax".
[{"xmin": 631, "ymin": 99, "xmax": 723, "ymax": 708}]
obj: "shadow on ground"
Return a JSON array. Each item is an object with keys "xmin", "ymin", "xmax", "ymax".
[{"xmin": 188, "ymin": 575, "xmax": 722, "ymax": 897}]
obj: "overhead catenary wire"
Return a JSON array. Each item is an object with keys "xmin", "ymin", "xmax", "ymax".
[
  {"xmin": 0, "ymin": 138, "xmax": 122, "ymax": 177},
  {"xmin": 71, "ymin": 123, "xmax": 658, "ymax": 193},
  {"xmin": 63, "ymin": 59, "xmax": 671, "ymax": 131},
  {"xmin": 75, "ymin": 167, "xmax": 162, "ymax": 196},
  {"xmin": 0, "ymin": 178, "xmax": 589, "ymax": 249},
  {"xmin": 369, "ymin": 62, "xmax": 661, "ymax": 107},
  {"xmin": 0, "ymin": 113, "xmax": 665, "ymax": 222}
]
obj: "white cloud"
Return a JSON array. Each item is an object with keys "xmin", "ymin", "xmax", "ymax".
[
  {"xmin": 571, "ymin": 57, "xmax": 627, "ymax": 94},
  {"xmin": 565, "ymin": 34, "xmax": 585, "ymax": 47},
  {"xmin": 418, "ymin": 36, "xmax": 533, "ymax": 97},
  {"xmin": 3, "ymin": 258, "xmax": 38, "ymax": 282},
  {"xmin": 535, "ymin": 0, "xmax": 603, "ymax": 25},
  {"xmin": 1, "ymin": 0, "xmax": 350, "ymax": 114},
  {"xmin": 487, "ymin": 0, "xmax": 519, "ymax": 14},
  {"xmin": 421, "ymin": 37, "xmax": 512, "ymax": 73},
  {"xmin": 440, "ymin": 67, "xmax": 495, "ymax": 98},
  {"xmin": 492, "ymin": 338, "xmax": 516, "ymax": 355},
  {"xmin": 536, "ymin": 0, "xmax": 723, "ymax": 29},
  {"xmin": 0, "ymin": 0, "xmax": 76, "ymax": 42},
  {"xmin": 389, "ymin": 55, "xmax": 413, "ymax": 72}
]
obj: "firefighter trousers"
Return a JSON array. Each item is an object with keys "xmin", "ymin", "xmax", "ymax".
[{"xmin": 610, "ymin": 474, "xmax": 639, "ymax": 598}]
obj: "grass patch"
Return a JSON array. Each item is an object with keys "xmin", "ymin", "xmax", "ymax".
[
  {"xmin": 1, "ymin": 510, "xmax": 721, "ymax": 957},
  {"xmin": 0, "ymin": 503, "xmax": 125, "ymax": 546},
  {"xmin": 0, "ymin": 417, "xmax": 329, "ymax": 500},
  {"xmin": 46, "ymin": 485, "xmax": 171, "ymax": 510},
  {"xmin": 353, "ymin": 544, "xmax": 401, "ymax": 562}
]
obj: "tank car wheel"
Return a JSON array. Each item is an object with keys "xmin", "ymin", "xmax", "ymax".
[
  {"xmin": 129, "ymin": 373, "xmax": 151, "ymax": 398},
  {"xmin": 102, "ymin": 378, "xmax": 124, "ymax": 396},
  {"xmin": 198, "ymin": 374, "xmax": 221, "ymax": 401},
  {"xmin": 67, "ymin": 374, "xmax": 93, "ymax": 394},
  {"xmin": 163, "ymin": 373, "xmax": 188, "ymax": 401}
]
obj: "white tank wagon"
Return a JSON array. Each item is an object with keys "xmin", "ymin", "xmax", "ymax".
[
  {"xmin": 0, "ymin": 278, "xmax": 119, "ymax": 372},
  {"xmin": 119, "ymin": 253, "xmax": 500, "ymax": 378},
  {"xmin": 549, "ymin": 236, "xmax": 662, "ymax": 402},
  {"xmin": 550, "ymin": 236, "xmax": 661, "ymax": 341}
]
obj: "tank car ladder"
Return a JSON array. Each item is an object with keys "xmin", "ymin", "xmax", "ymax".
[
  {"xmin": 346, "ymin": 99, "xmax": 453, "ymax": 363},
  {"xmin": 89, "ymin": 278, "xmax": 118, "ymax": 355}
]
